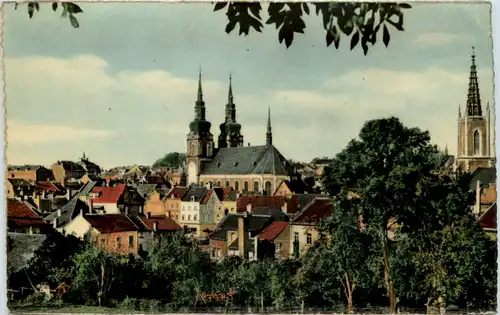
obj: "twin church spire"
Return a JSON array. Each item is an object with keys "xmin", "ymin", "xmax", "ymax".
[{"xmin": 191, "ymin": 70, "xmax": 273, "ymax": 148}]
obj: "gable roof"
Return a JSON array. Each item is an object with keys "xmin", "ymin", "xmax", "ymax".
[
  {"xmin": 225, "ymin": 190, "xmax": 237, "ymax": 202},
  {"xmin": 200, "ymin": 190, "xmax": 213, "ymax": 205},
  {"xmin": 292, "ymin": 198, "xmax": 333, "ymax": 225},
  {"xmin": 201, "ymin": 145, "xmax": 296, "ymax": 176},
  {"xmin": 91, "ymin": 184, "xmax": 126, "ymax": 204},
  {"xmin": 136, "ymin": 184, "xmax": 158, "ymax": 199},
  {"xmin": 57, "ymin": 160, "xmax": 86, "ymax": 172},
  {"xmin": 237, "ymin": 195, "xmax": 287, "ymax": 212},
  {"xmin": 275, "ymin": 179, "xmax": 312, "ymax": 195},
  {"xmin": 35, "ymin": 182, "xmax": 63, "ymax": 194},
  {"xmin": 165, "ymin": 187, "xmax": 189, "ymax": 199},
  {"xmin": 470, "ymin": 167, "xmax": 496, "ymax": 190},
  {"xmin": 259, "ymin": 221, "xmax": 289, "ymax": 241},
  {"xmin": 134, "ymin": 214, "xmax": 183, "ymax": 232},
  {"xmin": 209, "ymin": 213, "xmax": 274, "ymax": 241},
  {"xmin": 181, "ymin": 187, "xmax": 207, "ymax": 202},
  {"xmin": 479, "ymin": 203, "xmax": 497, "ymax": 231},
  {"xmin": 44, "ymin": 197, "xmax": 90, "ymax": 228},
  {"xmin": 84, "ymin": 214, "xmax": 140, "ymax": 233},
  {"xmin": 7, "ymin": 232, "xmax": 47, "ymax": 275},
  {"xmin": 7, "ymin": 198, "xmax": 48, "ymax": 229}
]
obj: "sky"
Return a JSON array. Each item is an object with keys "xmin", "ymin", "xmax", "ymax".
[{"xmin": 3, "ymin": 2, "xmax": 495, "ymax": 169}]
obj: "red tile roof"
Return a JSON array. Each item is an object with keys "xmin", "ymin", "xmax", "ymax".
[
  {"xmin": 84, "ymin": 214, "xmax": 139, "ymax": 233},
  {"xmin": 292, "ymin": 199, "xmax": 333, "ymax": 225},
  {"xmin": 36, "ymin": 181, "xmax": 61, "ymax": 193},
  {"xmin": 200, "ymin": 190, "xmax": 213, "ymax": 205},
  {"xmin": 259, "ymin": 221, "xmax": 288, "ymax": 241},
  {"xmin": 91, "ymin": 184, "xmax": 126, "ymax": 204},
  {"xmin": 479, "ymin": 204, "xmax": 497, "ymax": 230},
  {"xmin": 141, "ymin": 215, "xmax": 182, "ymax": 231},
  {"xmin": 7, "ymin": 198, "xmax": 48, "ymax": 228},
  {"xmin": 165, "ymin": 187, "xmax": 189, "ymax": 199},
  {"xmin": 237, "ymin": 195, "xmax": 287, "ymax": 212}
]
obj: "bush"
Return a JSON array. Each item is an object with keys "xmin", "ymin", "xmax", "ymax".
[
  {"xmin": 139, "ymin": 299, "xmax": 163, "ymax": 313},
  {"xmin": 119, "ymin": 296, "xmax": 140, "ymax": 310},
  {"xmin": 23, "ymin": 291, "xmax": 50, "ymax": 306}
]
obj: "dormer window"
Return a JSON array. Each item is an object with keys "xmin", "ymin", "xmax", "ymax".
[
  {"xmin": 253, "ymin": 161, "xmax": 257, "ymax": 167},
  {"xmin": 234, "ymin": 162, "xmax": 238, "ymax": 167},
  {"xmin": 217, "ymin": 162, "xmax": 221, "ymax": 168},
  {"xmin": 191, "ymin": 196, "xmax": 195, "ymax": 202}
]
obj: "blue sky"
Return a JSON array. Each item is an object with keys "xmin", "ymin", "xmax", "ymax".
[{"xmin": 3, "ymin": 2, "xmax": 494, "ymax": 168}]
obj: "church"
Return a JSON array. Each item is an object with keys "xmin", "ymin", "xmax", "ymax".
[
  {"xmin": 186, "ymin": 72, "xmax": 298, "ymax": 195},
  {"xmin": 456, "ymin": 47, "xmax": 496, "ymax": 173}
]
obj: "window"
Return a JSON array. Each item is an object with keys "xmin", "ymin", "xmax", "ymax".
[
  {"xmin": 116, "ymin": 237, "xmax": 121, "ymax": 249},
  {"xmin": 306, "ymin": 233, "xmax": 312, "ymax": 245},
  {"xmin": 265, "ymin": 181, "xmax": 272, "ymax": 195},
  {"xmin": 194, "ymin": 215, "xmax": 197, "ymax": 221},
  {"xmin": 226, "ymin": 181, "xmax": 230, "ymax": 188},
  {"xmin": 101, "ymin": 237, "xmax": 107, "ymax": 247},
  {"xmin": 275, "ymin": 243, "xmax": 281, "ymax": 252},
  {"xmin": 182, "ymin": 215, "xmax": 185, "ymax": 221},
  {"xmin": 188, "ymin": 215, "xmax": 191, "ymax": 221},
  {"xmin": 244, "ymin": 181, "xmax": 249, "ymax": 192},
  {"xmin": 253, "ymin": 181, "xmax": 259, "ymax": 192},
  {"xmin": 224, "ymin": 209, "xmax": 229, "ymax": 216},
  {"xmin": 129, "ymin": 235, "xmax": 134, "ymax": 248},
  {"xmin": 294, "ymin": 232, "xmax": 299, "ymax": 242},
  {"xmin": 473, "ymin": 130, "xmax": 480, "ymax": 155},
  {"xmin": 200, "ymin": 181, "xmax": 204, "ymax": 186},
  {"xmin": 217, "ymin": 181, "xmax": 221, "ymax": 187},
  {"xmin": 235, "ymin": 181, "xmax": 239, "ymax": 192}
]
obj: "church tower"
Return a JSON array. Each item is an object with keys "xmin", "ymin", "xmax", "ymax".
[
  {"xmin": 218, "ymin": 74, "xmax": 244, "ymax": 148},
  {"xmin": 266, "ymin": 106, "xmax": 273, "ymax": 146},
  {"xmin": 187, "ymin": 69, "xmax": 214, "ymax": 185},
  {"xmin": 456, "ymin": 47, "xmax": 494, "ymax": 173}
]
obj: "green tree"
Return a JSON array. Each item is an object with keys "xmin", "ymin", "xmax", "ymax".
[
  {"xmin": 313, "ymin": 193, "xmax": 377, "ymax": 313},
  {"xmin": 323, "ymin": 117, "xmax": 440, "ymax": 313},
  {"xmin": 398, "ymin": 171, "xmax": 497, "ymax": 311},
  {"xmin": 71, "ymin": 246, "xmax": 123, "ymax": 306},
  {"xmin": 15, "ymin": 2, "xmax": 411, "ymax": 55},
  {"xmin": 152, "ymin": 152, "xmax": 187, "ymax": 169},
  {"xmin": 25, "ymin": 230, "xmax": 86, "ymax": 288}
]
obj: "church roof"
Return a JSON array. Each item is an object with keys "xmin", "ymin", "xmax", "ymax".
[{"xmin": 201, "ymin": 145, "xmax": 295, "ymax": 176}]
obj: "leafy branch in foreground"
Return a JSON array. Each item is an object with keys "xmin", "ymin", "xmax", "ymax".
[
  {"xmin": 213, "ymin": 2, "xmax": 412, "ymax": 55},
  {"xmin": 15, "ymin": 2, "xmax": 83, "ymax": 28}
]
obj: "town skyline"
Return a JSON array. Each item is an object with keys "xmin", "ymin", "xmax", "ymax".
[{"xmin": 4, "ymin": 2, "xmax": 494, "ymax": 168}]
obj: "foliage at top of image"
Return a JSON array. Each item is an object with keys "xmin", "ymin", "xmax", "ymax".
[
  {"xmin": 213, "ymin": 2, "xmax": 411, "ymax": 54},
  {"xmin": 14, "ymin": 2, "xmax": 411, "ymax": 55}
]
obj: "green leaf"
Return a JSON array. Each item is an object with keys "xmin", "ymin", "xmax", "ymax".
[
  {"xmin": 382, "ymin": 24, "xmax": 390, "ymax": 47},
  {"xmin": 27, "ymin": 2, "xmax": 34, "ymax": 19},
  {"xmin": 67, "ymin": 3, "xmax": 83, "ymax": 14},
  {"xmin": 399, "ymin": 3, "xmax": 412, "ymax": 9},
  {"xmin": 52, "ymin": 2, "xmax": 58, "ymax": 11},
  {"xmin": 302, "ymin": 3, "xmax": 310, "ymax": 15},
  {"xmin": 213, "ymin": 2, "xmax": 227, "ymax": 12},
  {"xmin": 69, "ymin": 14, "xmax": 79, "ymax": 28},
  {"xmin": 350, "ymin": 32, "xmax": 360, "ymax": 50},
  {"xmin": 225, "ymin": 20, "xmax": 237, "ymax": 34}
]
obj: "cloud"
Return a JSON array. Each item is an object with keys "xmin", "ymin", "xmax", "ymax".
[
  {"xmin": 414, "ymin": 32, "xmax": 465, "ymax": 46},
  {"xmin": 7, "ymin": 120, "xmax": 112, "ymax": 145},
  {"xmin": 4, "ymin": 54, "xmax": 495, "ymax": 168}
]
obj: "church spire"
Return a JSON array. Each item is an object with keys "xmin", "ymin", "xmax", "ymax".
[
  {"xmin": 197, "ymin": 67, "xmax": 203, "ymax": 102},
  {"xmin": 266, "ymin": 106, "xmax": 273, "ymax": 146},
  {"xmin": 228, "ymin": 73, "xmax": 234, "ymax": 105},
  {"xmin": 466, "ymin": 46, "xmax": 482, "ymax": 116}
]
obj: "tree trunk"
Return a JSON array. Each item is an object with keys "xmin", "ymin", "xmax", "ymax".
[
  {"xmin": 381, "ymin": 233, "xmax": 397, "ymax": 313},
  {"xmin": 344, "ymin": 272, "xmax": 355, "ymax": 314}
]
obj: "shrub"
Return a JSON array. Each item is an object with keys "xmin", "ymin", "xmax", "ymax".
[{"xmin": 119, "ymin": 296, "xmax": 140, "ymax": 310}]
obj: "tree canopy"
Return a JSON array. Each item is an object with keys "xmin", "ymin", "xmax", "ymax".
[
  {"xmin": 15, "ymin": 2, "xmax": 411, "ymax": 55},
  {"xmin": 152, "ymin": 152, "xmax": 186, "ymax": 169}
]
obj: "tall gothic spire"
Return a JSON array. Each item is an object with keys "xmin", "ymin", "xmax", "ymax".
[
  {"xmin": 466, "ymin": 46, "xmax": 482, "ymax": 116},
  {"xmin": 197, "ymin": 67, "xmax": 203, "ymax": 102},
  {"xmin": 266, "ymin": 106, "xmax": 273, "ymax": 146},
  {"xmin": 228, "ymin": 73, "xmax": 234, "ymax": 105}
]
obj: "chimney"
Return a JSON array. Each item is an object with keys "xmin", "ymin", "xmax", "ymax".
[
  {"xmin": 147, "ymin": 212, "xmax": 152, "ymax": 219},
  {"xmin": 475, "ymin": 180, "xmax": 482, "ymax": 216},
  {"xmin": 89, "ymin": 199, "xmax": 94, "ymax": 213},
  {"xmin": 238, "ymin": 211, "xmax": 250, "ymax": 259},
  {"xmin": 57, "ymin": 209, "xmax": 62, "ymax": 217},
  {"xmin": 29, "ymin": 226, "xmax": 33, "ymax": 235},
  {"xmin": 140, "ymin": 205, "xmax": 144, "ymax": 214},
  {"xmin": 124, "ymin": 206, "xmax": 129, "ymax": 215},
  {"xmin": 246, "ymin": 203, "xmax": 252, "ymax": 212},
  {"xmin": 53, "ymin": 217, "xmax": 58, "ymax": 229},
  {"xmin": 153, "ymin": 221, "xmax": 158, "ymax": 232}
]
